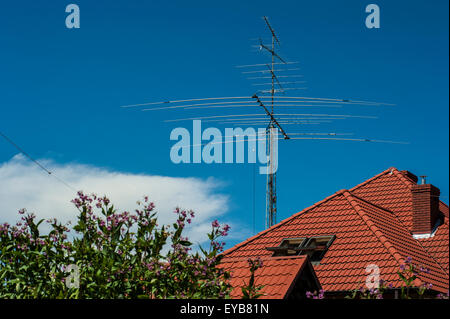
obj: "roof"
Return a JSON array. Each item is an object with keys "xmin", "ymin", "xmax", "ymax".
[
  {"xmin": 219, "ymin": 255, "xmax": 318, "ymax": 299},
  {"xmin": 222, "ymin": 167, "xmax": 449, "ymax": 294}
]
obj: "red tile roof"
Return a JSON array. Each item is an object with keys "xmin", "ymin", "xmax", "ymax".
[
  {"xmin": 222, "ymin": 168, "xmax": 449, "ymax": 294},
  {"xmin": 219, "ymin": 255, "xmax": 317, "ymax": 299}
]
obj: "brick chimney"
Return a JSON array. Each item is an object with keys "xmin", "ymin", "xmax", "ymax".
[{"xmin": 411, "ymin": 183, "xmax": 441, "ymax": 236}]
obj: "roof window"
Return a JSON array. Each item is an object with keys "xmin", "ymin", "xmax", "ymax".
[{"xmin": 266, "ymin": 235, "xmax": 336, "ymax": 264}]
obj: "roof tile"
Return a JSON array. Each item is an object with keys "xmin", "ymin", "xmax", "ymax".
[{"xmin": 221, "ymin": 168, "xmax": 449, "ymax": 295}]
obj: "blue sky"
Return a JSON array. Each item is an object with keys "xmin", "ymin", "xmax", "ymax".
[{"xmin": 0, "ymin": 0, "xmax": 448, "ymax": 248}]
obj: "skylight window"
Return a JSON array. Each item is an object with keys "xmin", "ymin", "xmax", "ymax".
[
  {"xmin": 266, "ymin": 235, "xmax": 336, "ymax": 264},
  {"xmin": 266, "ymin": 237, "xmax": 307, "ymax": 257}
]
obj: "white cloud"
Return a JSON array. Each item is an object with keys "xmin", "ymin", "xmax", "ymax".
[{"xmin": 0, "ymin": 154, "xmax": 231, "ymax": 245}]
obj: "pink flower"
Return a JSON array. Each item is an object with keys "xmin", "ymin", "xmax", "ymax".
[{"xmin": 212, "ymin": 220, "xmax": 220, "ymax": 228}]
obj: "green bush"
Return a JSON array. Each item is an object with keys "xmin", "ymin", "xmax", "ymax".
[{"xmin": 0, "ymin": 192, "xmax": 231, "ymax": 299}]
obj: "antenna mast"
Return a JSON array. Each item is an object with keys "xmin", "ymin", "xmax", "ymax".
[
  {"xmin": 121, "ymin": 17, "xmax": 401, "ymax": 232},
  {"xmin": 260, "ymin": 16, "xmax": 288, "ymax": 228}
]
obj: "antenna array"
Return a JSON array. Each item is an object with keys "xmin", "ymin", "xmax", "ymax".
[
  {"xmin": 255, "ymin": 16, "xmax": 289, "ymax": 228},
  {"xmin": 120, "ymin": 16, "xmax": 401, "ymax": 231}
]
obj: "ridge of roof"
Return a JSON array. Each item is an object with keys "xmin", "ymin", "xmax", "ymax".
[
  {"xmin": 352, "ymin": 169, "xmax": 449, "ymax": 281},
  {"xmin": 349, "ymin": 191, "xmax": 450, "ymax": 290},
  {"xmin": 221, "ymin": 190, "xmax": 344, "ymax": 257},
  {"xmin": 346, "ymin": 191, "xmax": 399, "ymax": 216},
  {"xmin": 342, "ymin": 191, "xmax": 450, "ymax": 291},
  {"xmin": 440, "ymin": 201, "xmax": 449, "ymax": 214},
  {"xmin": 346, "ymin": 190, "xmax": 449, "ymax": 273},
  {"xmin": 349, "ymin": 167, "xmax": 396, "ymax": 192},
  {"xmin": 342, "ymin": 191, "xmax": 406, "ymax": 267},
  {"xmin": 412, "ymin": 227, "xmax": 450, "ymax": 277},
  {"xmin": 349, "ymin": 167, "xmax": 414, "ymax": 193},
  {"xmin": 392, "ymin": 168, "xmax": 415, "ymax": 189}
]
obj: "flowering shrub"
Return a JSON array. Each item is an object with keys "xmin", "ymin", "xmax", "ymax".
[
  {"xmin": 346, "ymin": 284, "xmax": 386, "ymax": 299},
  {"xmin": 306, "ymin": 289, "xmax": 325, "ymax": 299},
  {"xmin": 436, "ymin": 292, "xmax": 450, "ymax": 299},
  {"xmin": 397, "ymin": 256, "xmax": 433, "ymax": 299},
  {"xmin": 241, "ymin": 257, "xmax": 264, "ymax": 299},
  {"xmin": 0, "ymin": 192, "xmax": 232, "ymax": 299}
]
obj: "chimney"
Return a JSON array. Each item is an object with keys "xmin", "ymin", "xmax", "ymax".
[{"xmin": 411, "ymin": 181, "xmax": 441, "ymax": 236}]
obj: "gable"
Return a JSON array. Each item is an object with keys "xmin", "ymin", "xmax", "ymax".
[{"xmin": 219, "ymin": 256, "xmax": 320, "ymax": 299}]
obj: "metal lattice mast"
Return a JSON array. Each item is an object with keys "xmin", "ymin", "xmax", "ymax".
[
  {"xmin": 264, "ymin": 16, "xmax": 282, "ymax": 228},
  {"xmin": 266, "ymin": 124, "xmax": 277, "ymax": 228}
]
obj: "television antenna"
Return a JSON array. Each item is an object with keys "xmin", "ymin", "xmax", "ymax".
[
  {"xmin": 120, "ymin": 16, "xmax": 403, "ymax": 230},
  {"xmin": 257, "ymin": 16, "xmax": 288, "ymax": 228}
]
